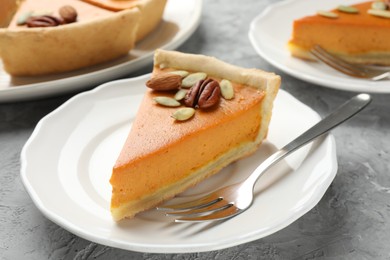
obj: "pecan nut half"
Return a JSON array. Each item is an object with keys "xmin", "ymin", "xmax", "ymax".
[
  {"xmin": 184, "ymin": 78, "xmax": 221, "ymax": 109},
  {"xmin": 26, "ymin": 15, "xmax": 63, "ymax": 27}
]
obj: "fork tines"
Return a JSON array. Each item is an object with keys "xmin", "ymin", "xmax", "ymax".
[
  {"xmin": 310, "ymin": 45, "xmax": 368, "ymax": 78},
  {"xmin": 157, "ymin": 195, "xmax": 240, "ymax": 222},
  {"xmin": 310, "ymin": 45, "xmax": 390, "ymax": 80}
]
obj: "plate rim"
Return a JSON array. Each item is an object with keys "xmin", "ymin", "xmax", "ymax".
[
  {"xmin": 0, "ymin": 0, "xmax": 203, "ymax": 103},
  {"xmin": 20, "ymin": 75, "xmax": 338, "ymax": 253},
  {"xmin": 248, "ymin": 0, "xmax": 390, "ymax": 94}
]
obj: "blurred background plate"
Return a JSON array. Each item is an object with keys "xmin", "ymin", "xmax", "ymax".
[{"xmin": 0, "ymin": 0, "xmax": 202, "ymax": 102}]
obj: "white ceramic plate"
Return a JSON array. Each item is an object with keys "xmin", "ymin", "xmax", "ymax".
[
  {"xmin": 21, "ymin": 74, "xmax": 338, "ymax": 253},
  {"xmin": 0, "ymin": 0, "xmax": 202, "ymax": 103},
  {"xmin": 248, "ymin": 0, "xmax": 390, "ymax": 93}
]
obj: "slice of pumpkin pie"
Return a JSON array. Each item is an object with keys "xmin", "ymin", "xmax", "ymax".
[
  {"xmin": 110, "ymin": 49, "xmax": 281, "ymax": 221},
  {"xmin": 288, "ymin": 1, "xmax": 390, "ymax": 65}
]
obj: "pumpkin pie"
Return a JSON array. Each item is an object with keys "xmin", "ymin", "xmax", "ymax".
[
  {"xmin": 288, "ymin": 1, "xmax": 390, "ymax": 65},
  {"xmin": 110, "ymin": 49, "xmax": 281, "ymax": 221},
  {"xmin": 0, "ymin": 0, "xmax": 166, "ymax": 76}
]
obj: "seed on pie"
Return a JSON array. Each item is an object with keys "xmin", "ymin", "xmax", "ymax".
[
  {"xmin": 372, "ymin": 1, "xmax": 387, "ymax": 10},
  {"xmin": 153, "ymin": 96, "xmax": 181, "ymax": 107},
  {"xmin": 159, "ymin": 63, "xmax": 167, "ymax": 69},
  {"xmin": 17, "ymin": 11, "xmax": 33, "ymax": 25},
  {"xmin": 146, "ymin": 73, "xmax": 182, "ymax": 91},
  {"xmin": 171, "ymin": 107, "xmax": 195, "ymax": 121},
  {"xmin": 174, "ymin": 89, "xmax": 188, "ymax": 101},
  {"xmin": 169, "ymin": 70, "xmax": 189, "ymax": 78},
  {"xmin": 368, "ymin": 8, "xmax": 390, "ymax": 18},
  {"xmin": 337, "ymin": 5, "xmax": 359, "ymax": 13},
  {"xmin": 317, "ymin": 11, "xmax": 339, "ymax": 18},
  {"xmin": 181, "ymin": 72, "xmax": 207, "ymax": 88},
  {"xmin": 220, "ymin": 79, "xmax": 234, "ymax": 100},
  {"xmin": 59, "ymin": 5, "xmax": 78, "ymax": 23}
]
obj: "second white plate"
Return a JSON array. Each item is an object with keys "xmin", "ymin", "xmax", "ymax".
[
  {"xmin": 21, "ymin": 75, "xmax": 338, "ymax": 253},
  {"xmin": 249, "ymin": 0, "xmax": 390, "ymax": 93}
]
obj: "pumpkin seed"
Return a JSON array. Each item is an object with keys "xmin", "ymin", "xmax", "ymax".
[
  {"xmin": 372, "ymin": 1, "xmax": 387, "ymax": 11},
  {"xmin": 17, "ymin": 11, "xmax": 33, "ymax": 25},
  {"xmin": 368, "ymin": 8, "xmax": 390, "ymax": 18},
  {"xmin": 337, "ymin": 5, "xmax": 359, "ymax": 13},
  {"xmin": 171, "ymin": 107, "xmax": 195, "ymax": 121},
  {"xmin": 153, "ymin": 96, "xmax": 181, "ymax": 107},
  {"xmin": 220, "ymin": 79, "xmax": 234, "ymax": 100},
  {"xmin": 170, "ymin": 70, "xmax": 189, "ymax": 78},
  {"xmin": 317, "ymin": 10, "xmax": 339, "ymax": 18},
  {"xmin": 181, "ymin": 72, "xmax": 207, "ymax": 88},
  {"xmin": 174, "ymin": 89, "xmax": 188, "ymax": 101}
]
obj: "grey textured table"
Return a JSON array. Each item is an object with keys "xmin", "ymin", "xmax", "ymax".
[{"xmin": 1, "ymin": 0, "xmax": 390, "ymax": 259}]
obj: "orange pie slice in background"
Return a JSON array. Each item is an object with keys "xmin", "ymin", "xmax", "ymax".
[{"xmin": 288, "ymin": 1, "xmax": 390, "ymax": 65}]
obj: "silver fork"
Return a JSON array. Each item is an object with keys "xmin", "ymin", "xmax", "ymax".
[
  {"xmin": 310, "ymin": 45, "xmax": 390, "ymax": 80},
  {"xmin": 157, "ymin": 93, "xmax": 372, "ymax": 222}
]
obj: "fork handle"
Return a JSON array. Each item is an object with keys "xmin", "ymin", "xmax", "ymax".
[{"xmin": 245, "ymin": 93, "xmax": 372, "ymax": 187}]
